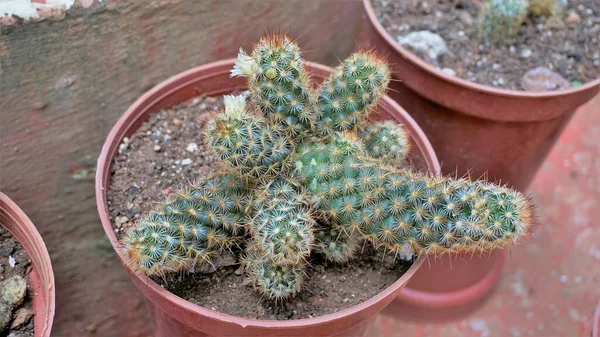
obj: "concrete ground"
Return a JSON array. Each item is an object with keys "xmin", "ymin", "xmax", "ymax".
[{"xmin": 367, "ymin": 93, "xmax": 600, "ymax": 336}]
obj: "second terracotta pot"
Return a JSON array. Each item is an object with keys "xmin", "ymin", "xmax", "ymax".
[
  {"xmin": 361, "ymin": 0, "xmax": 600, "ymax": 192},
  {"xmin": 0, "ymin": 192, "xmax": 55, "ymax": 337},
  {"xmin": 361, "ymin": 0, "xmax": 600, "ymax": 322},
  {"xmin": 96, "ymin": 59, "xmax": 441, "ymax": 336}
]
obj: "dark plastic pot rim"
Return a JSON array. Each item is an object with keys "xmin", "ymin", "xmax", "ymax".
[
  {"xmin": 363, "ymin": 0, "xmax": 600, "ymax": 99},
  {"xmin": 96, "ymin": 58, "xmax": 434, "ymax": 329}
]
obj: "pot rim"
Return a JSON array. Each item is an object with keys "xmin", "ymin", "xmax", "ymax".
[
  {"xmin": 0, "ymin": 192, "xmax": 55, "ymax": 337},
  {"xmin": 96, "ymin": 58, "xmax": 440, "ymax": 328},
  {"xmin": 362, "ymin": 0, "xmax": 600, "ymax": 98}
]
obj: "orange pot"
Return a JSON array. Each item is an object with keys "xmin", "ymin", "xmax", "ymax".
[
  {"xmin": 96, "ymin": 59, "xmax": 441, "ymax": 336},
  {"xmin": 0, "ymin": 192, "xmax": 55, "ymax": 337}
]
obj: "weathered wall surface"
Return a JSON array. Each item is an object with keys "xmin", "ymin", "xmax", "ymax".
[{"xmin": 0, "ymin": 1, "xmax": 364, "ymax": 335}]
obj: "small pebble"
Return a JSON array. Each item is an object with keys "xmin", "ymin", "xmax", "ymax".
[
  {"xmin": 172, "ymin": 118, "xmax": 182, "ymax": 126},
  {"xmin": 115, "ymin": 216, "xmax": 129, "ymax": 228},
  {"xmin": 342, "ymin": 298, "xmax": 349, "ymax": 303},
  {"xmin": 522, "ymin": 67, "xmax": 571, "ymax": 92},
  {"xmin": 153, "ymin": 145, "xmax": 161, "ymax": 152},
  {"xmin": 0, "ymin": 275, "xmax": 27, "ymax": 306},
  {"xmin": 492, "ymin": 63, "xmax": 501, "ymax": 70},
  {"xmin": 186, "ymin": 143, "xmax": 198, "ymax": 153},
  {"xmin": 457, "ymin": 11, "xmax": 473, "ymax": 26},
  {"xmin": 442, "ymin": 68, "xmax": 457, "ymax": 76},
  {"xmin": 521, "ymin": 49, "xmax": 533, "ymax": 59},
  {"xmin": 118, "ymin": 138, "xmax": 129, "ymax": 154},
  {"xmin": 509, "ymin": 46, "xmax": 516, "ymax": 53},
  {"xmin": 565, "ymin": 11, "xmax": 581, "ymax": 25},
  {"xmin": 181, "ymin": 158, "xmax": 193, "ymax": 166},
  {"xmin": 8, "ymin": 256, "xmax": 15, "ymax": 268},
  {"xmin": 10, "ymin": 308, "xmax": 34, "ymax": 329},
  {"xmin": 544, "ymin": 16, "xmax": 565, "ymax": 30}
]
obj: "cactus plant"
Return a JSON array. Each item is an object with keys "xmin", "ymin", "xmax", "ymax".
[
  {"xmin": 528, "ymin": 0, "xmax": 561, "ymax": 17},
  {"xmin": 122, "ymin": 33, "xmax": 535, "ymax": 301},
  {"xmin": 478, "ymin": 0, "xmax": 529, "ymax": 44}
]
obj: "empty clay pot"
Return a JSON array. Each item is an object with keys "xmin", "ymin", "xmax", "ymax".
[
  {"xmin": 0, "ymin": 192, "xmax": 55, "ymax": 337},
  {"xmin": 361, "ymin": 0, "xmax": 600, "ymax": 322},
  {"xmin": 96, "ymin": 59, "xmax": 441, "ymax": 336}
]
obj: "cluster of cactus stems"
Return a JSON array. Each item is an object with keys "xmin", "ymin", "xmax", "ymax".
[
  {"xmin": 478, "ymin": 0, "xmax": 563, "ymax": 44},
  {"xmin": 122, "ymin": 34, "xmax": 534, "ymax": 300}
]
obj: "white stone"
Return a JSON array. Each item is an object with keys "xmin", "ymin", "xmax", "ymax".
[
  {"xmin": 186, "ymin": 142, "xmax": 198, "ymax": 153},
  {"xmin": 442, "ymin": 68, "xmax": 457, "ymax": 76},
  {"xmin": 397, "ymin": 31, "xmax": 449, "ymax": 63}
]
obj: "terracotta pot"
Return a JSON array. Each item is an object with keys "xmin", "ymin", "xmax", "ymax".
[
  {"xmin": 361, "ymin": 0, "xmax": 600, "ymax": 192},
  {"xmin": 96, "ymin": 59, "xmax": 441, "ymax": 336},
  {"xmin": 594, "ymin": 300, "xmax": 600, "ymax": 337},
  {"xmin": 361, "ymin": 0, "xmax": 600, "ymax": 322},
  {"xmin": 0, "ymin": 192, "xmax": 55, "ymax": 337}
]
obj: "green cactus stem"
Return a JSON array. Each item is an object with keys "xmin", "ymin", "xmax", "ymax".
[
  {"xmin": 231, "ymin": 34, "xmax": 315, "ymax": 136},
  {"xmin": 205, "ymin": 95, "xmax": 293, "ymax": 180},
  {"xmin": 314, "ymin": 225, "xmax": 360, "ymax": 263},
  {"xmin": 250, "ymin": 178, "xmax": 316, "ymax": 265},
  {"xmin": 122, "ymin": 170, "xmax": 248, "ymax": 276},
  {"xmin": 295, "ymin": 133, "xmax": 534, "ymax": 256},
  {"xmin": 316, "ymin": 52, "xmax": 391, "ymax": 136}
]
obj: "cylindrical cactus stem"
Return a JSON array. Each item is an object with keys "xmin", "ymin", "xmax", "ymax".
[
  {"xmin": 250, "ymin": 178, "xmax": 316, "ymax": 265},
  {"xmin": 295, "ymin": 133, "xmax": 534, "ymax": 256},
  {"xmin": 478, "ymin": 0, "xmax": 529, "ymax": 44},
  {"xmin": 205, "ymin": 95, "xmax": 293, "ymax": 181},
  {"xmin": 314, "ymin": 225, "xmax": 360, "ymax": 263},
  {"xmin": 230, "ymin": 34, "xmax": 315, "ymax": 136},
  {"xmin": 359, "ymin": 121, "xmax": 411, "ymax": 165},
  {"xmin": 244, "ymin": 254, "xmax": 306, "ymax": 301},
  {"xmin": 315, "ymin": 51, "xmax": 391, "ymax": 136},
  {"xmin": 122, "ymin": 170, "xmax": 249, "ymax": 276}
]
